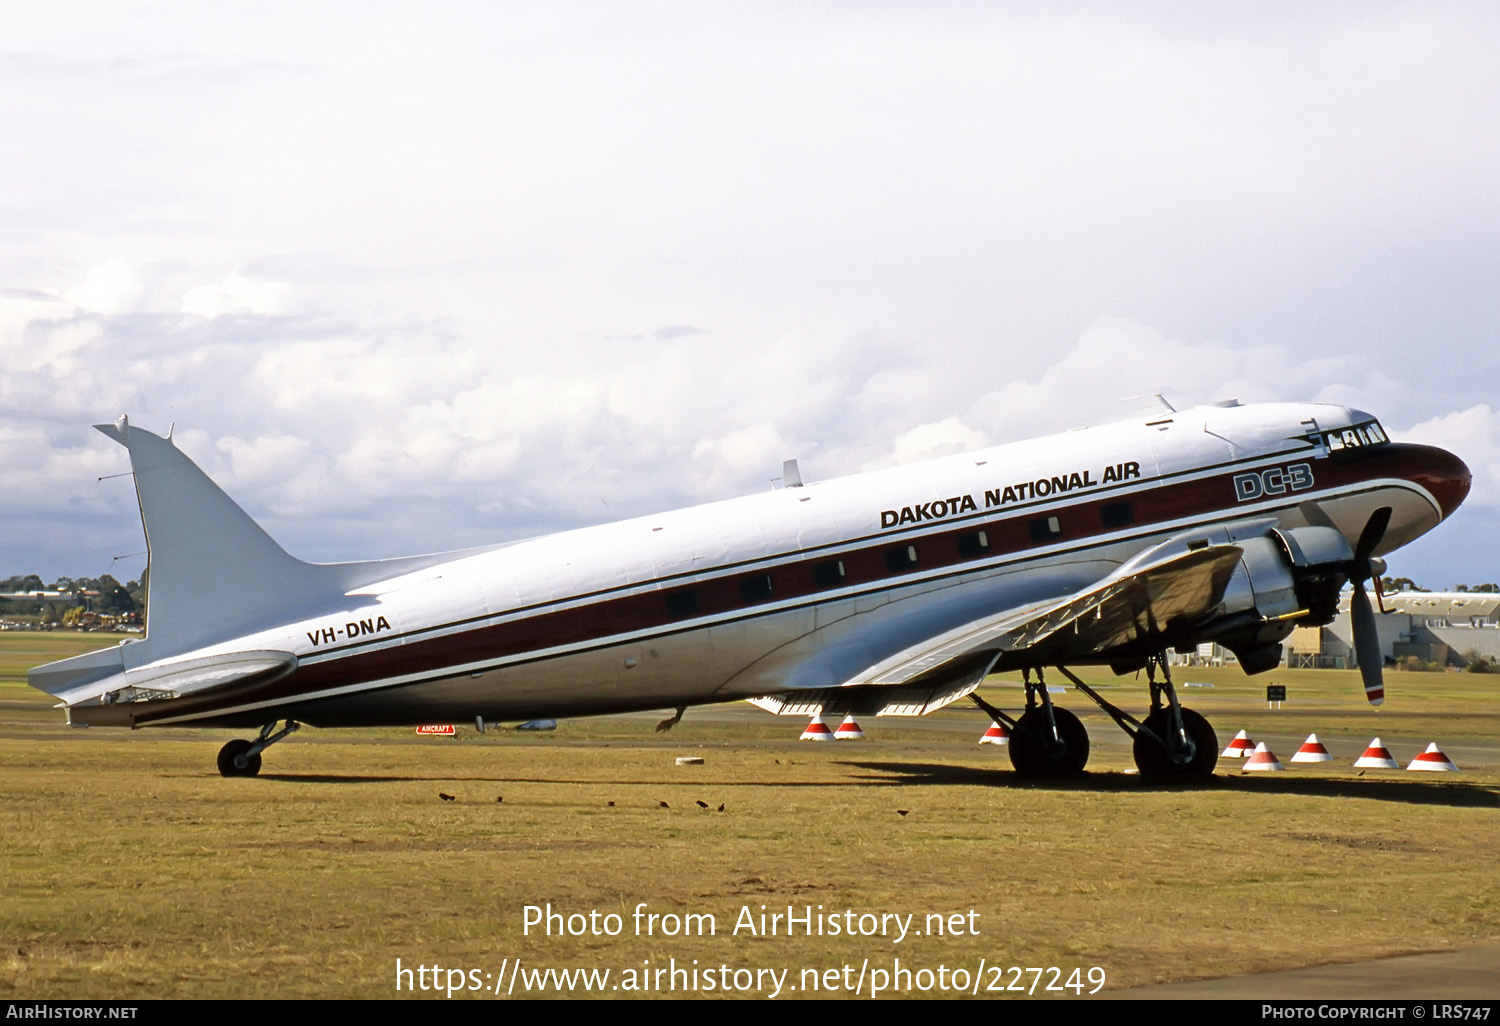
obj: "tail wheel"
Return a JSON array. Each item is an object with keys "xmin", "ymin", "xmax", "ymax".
[
  {"xmin": 217, "ymin": 738, "xmax": 262, "ymax": 778},
  {"xmin": 1132, "ymin": 708, "xmax": 1218, "ymax": 780},
  {"xmin": 1009, "ymin": 707, "xmax": 1090, "ymax": 778}
]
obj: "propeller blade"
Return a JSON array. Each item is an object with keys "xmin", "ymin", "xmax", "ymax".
[
  {"xmin": 1350, "ymin": 584, "xmax": 1384, "ymax": 706},
  {"xmin": 1354, "ymin": 506, "xmax": 1392, "ymax": 566}
]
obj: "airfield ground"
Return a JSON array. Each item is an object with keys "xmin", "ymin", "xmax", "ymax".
[{"xmin": 2, "ymin": 632, "xmax": 1498, "ymax": 1000}]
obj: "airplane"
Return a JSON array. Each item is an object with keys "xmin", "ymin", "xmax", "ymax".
[{"xmin": 29, "ymin": 400, "xmax": 1470, "ymax": 780}]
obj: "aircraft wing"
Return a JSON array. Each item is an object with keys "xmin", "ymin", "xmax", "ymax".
[{"xmin": 848, "ymin": 543, "xmax": 1244, "ymax": 688}]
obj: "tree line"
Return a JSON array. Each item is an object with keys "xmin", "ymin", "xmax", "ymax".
[
  {"xmin": 1379, "ymin": 579, "xmax": 1498, "ymax": 594},
  {"xmin": 0, "ymin": 573, "xmax": 146, "ymax": 626}
]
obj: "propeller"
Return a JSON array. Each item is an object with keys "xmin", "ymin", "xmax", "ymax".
[
  {"xmin": 1348, "ymin": 507, "xmax": 1392, "ymax": 706},
  {"xmin": 1300, "ymin": 500, "xmax": 1392, "ymax": 705}
]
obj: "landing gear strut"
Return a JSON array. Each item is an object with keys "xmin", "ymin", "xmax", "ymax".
[
  {"xmin": 217, "ymin": 720, "xmax": 300, "ymax": 777},
  {"xmin": 1132, "ymin": 655, "xmax": 1218, "ymax": 780},
  {"xmin": 995, "ymin": 659, "xmax": 1217, "ymax": 782},
  {"xmin": 1009, "ymin": 706, "xmax": 1090, "ymax": 778},
  {"xmin": 1133, "ymin": 707, "xmax": 1217, "ymax": 779},
  {"xmin": 1006, "ymin": 668, "xmax": 1090, "ymax": 778}
]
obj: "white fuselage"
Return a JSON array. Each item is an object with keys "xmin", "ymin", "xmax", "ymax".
[{"xmin": 119, "ymin": 400, "xmax": 1460, "ymax": 729}]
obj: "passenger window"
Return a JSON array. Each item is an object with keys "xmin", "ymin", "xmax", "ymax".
[
  {"xmin": 812, "ymin": 560, "xmax": 846, "ymax": 589},
  {"xmin": 1100, "ymin": 502, "xmax": 1134, "ymax": 529},
  {"xmin": 739, "ymin": 575, "xmax": 774, "ymax": 602},
  {"xmin": 957, "ymin": 530, "xmax": 990, "ymax": 558},
  {"xmin": 1028, "ymin": 516, "xmax": 1062, "ymax": 543},
  {"xmin": 885, "ymin": 545, "xmax": 919, "ymax": 572},
  {"xmin": 665, "ymin": 590, "xmax": 699, "ymax": 618}
]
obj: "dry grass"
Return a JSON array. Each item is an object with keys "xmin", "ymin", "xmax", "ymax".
[{"xmin": 3, "ymin": 633, "xmax": 1499, "ymax": 999}]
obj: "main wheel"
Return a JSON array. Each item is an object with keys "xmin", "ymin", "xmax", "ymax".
[
  {"xmin": 1132, "ymin": 708, "xmax": 1218, "ymax": 780},
  {"xmin": 217, "ymin": 738, "xmax": 262, "ymax": 778},
  {"xmin": 1008, "ymin": 707, "xmax": 1090, "ymax": 778}
]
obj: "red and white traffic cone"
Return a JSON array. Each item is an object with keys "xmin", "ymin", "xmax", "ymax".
[
  {"xmin": 1243, "ymin": 742, "xmax": 1286, "ymax": 772},
  {"xmin": 979, "ymin": 720, "xmax": 1010, "ymax": 745},
  {"xmin": 799, "ymin": 716, "xmax": 834, "ymax": 741},
  {"xmin": 1406, "ymin": 742, "xmax": 1458, "ymax": 772},
  {"xmin": 834, "ymin": 714, "xmax": 866, "ymax": 740},
  {"xmin": 1221, "ymin": 730, "xmax": 1255, "ymax": 758},
  {"xmin": 1354, "ymin": 738, "xmax": 1399, "ymax": 769},
  {"xmin": 1290, "ymin": 733, "xmax": 1332, "ymax": 763}
]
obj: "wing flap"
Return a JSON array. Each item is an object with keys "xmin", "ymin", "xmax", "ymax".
[{"xmin": 748, "ymin": 651, "xmax": 995, "ymax": 717}]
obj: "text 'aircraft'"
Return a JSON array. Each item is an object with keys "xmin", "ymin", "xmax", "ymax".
[{"xmin": 31, "ymin": 401, "xmax": 1470, "ymax": 780}]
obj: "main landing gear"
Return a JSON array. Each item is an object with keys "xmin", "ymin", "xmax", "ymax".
[
  {"xmin": 217, "ymin": 720, "xmax": 300, "ymax": 777},
  {"xmin": 998, "ymin": 668, "xmax": 1090, "ymax": 778},
  {"xmin": 972, "ymin": 657, "xmax": 1218, "ymax": 781}
]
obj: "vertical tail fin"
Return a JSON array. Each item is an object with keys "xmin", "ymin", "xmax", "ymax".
[
  {"xmin": 32, "ymin": 417, "xmax": 494, "ymax": 709},
  {"xmin": 94, "ymin": 416, "xmax": 328, "ymax": 653}
]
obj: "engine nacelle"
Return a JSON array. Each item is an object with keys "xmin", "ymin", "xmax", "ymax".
[
  {"xmin": 1100, "ymin": 518, "xmax": 1358, "ymax": 674},
  {"xmin": 1204, "ymin": 524, "xmax": 1354, "ymax": 672},
  {"xmin": 1216, "ymin": 525, "xmax": 1353, "ymax": 622}
]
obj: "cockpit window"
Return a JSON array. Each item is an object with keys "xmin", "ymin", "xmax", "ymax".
[
  {"xmin": 1301, "ymin": 418, "xmax": 1388, "ymax": 453},
  {"xmin": 1324, "ymin": 420, "xmax": 1388, "ymax": 452}
]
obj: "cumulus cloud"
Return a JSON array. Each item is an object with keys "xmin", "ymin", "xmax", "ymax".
[
  {"xmin": 180, "ymin": 274, "xmax": 291, "ymax": 318},
  {"xmin": 8, "ymin": 300, "xmax": 1482, "ymax": 566},
  {"xmin": 889, "ymin": 418, "xmax": 989, "ymax": 465},
  {"xmin": 62, "ymin": 259, "xmax": 147, "ymax": 315}
]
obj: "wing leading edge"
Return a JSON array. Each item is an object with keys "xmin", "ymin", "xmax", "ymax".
[
  {"xmin": 750, "ymin": 532, "xmax": 1249, "ymax": 716},
  {"xmin": 851, "ymin": 543, "xmax": 1243, "ymax": 687}
]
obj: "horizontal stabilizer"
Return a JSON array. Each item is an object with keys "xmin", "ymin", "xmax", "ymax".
[
  {"xmin": 123, "ymin": 650, "xmax": 297, "ymax": 698},
  {"xmin": 38, "ymin": 647, "xmax": 296, "ymax": 710},
  {"xmin": 29, "ymin": 644, "xmax": 128, "ymax": 706}
]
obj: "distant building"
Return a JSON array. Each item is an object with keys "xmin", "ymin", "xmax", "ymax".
[
  {"xmin": 1167, "ymin": 641, "xmax": 1237, "ymax": 668},
  {"xmin": 1317, "ymin": 591, "xmax": 1500, "ymax": 669}
]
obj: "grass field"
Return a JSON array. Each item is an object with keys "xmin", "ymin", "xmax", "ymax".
[{"xmin": 3, "ymin": 632, "xmax": 1498, "ymax": 999}]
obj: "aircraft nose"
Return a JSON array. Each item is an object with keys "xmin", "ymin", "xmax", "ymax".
[{"xmin": 1413, "ymin": 445, "xmax": 1472, "ymax": 521}]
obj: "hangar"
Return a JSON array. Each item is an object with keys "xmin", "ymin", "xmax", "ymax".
[{"xmin": 1289, "ymin": 591, "xmax": 1500, "ymax": 670}]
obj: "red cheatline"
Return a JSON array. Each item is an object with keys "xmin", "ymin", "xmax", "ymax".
[
  {"xmin": 1221, "ymin": 729, "xmax": 1255, "ymax": 758},
  {"xmin": 1242, "ymin": 742, "xmax": 1286, "ymax": 772},
  {"xmin": 1290, "ymin": 733, "xmax": 1332, "ymax": 763},
  {"xmin": 799, "ymin": 715, "xmax": 834, "ymax": 741},
  {"xmin": 1406, "ymin": 742, "xmax": 1457, "ymax": 772},
  {"xmin": 834, "ymin": 714, "xmax": 866, "ymax": 740},
  {"xmin": 979, "ymin": 720, "xmax": 1010, "ymax": 745},
  {"xmin": 1354, "ymin": 738, "xmax": 1399, "ymax": 769}
]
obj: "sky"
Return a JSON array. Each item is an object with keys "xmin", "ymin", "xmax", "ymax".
[{"xmin": 2, "ymin": 1, "xmax": 1497, "ymax": 589}]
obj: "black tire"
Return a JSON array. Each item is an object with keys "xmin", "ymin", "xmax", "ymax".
[
  {"xmin": 217, "ymin": 738, "xmax": 262, "ymax": 778},
  {"xmin": 1132, "ymin": 707, "xmax": 1218, "ymax": 781},
  {"xmin": 1008, "ymin": 707, "xmax": 1090, "ymax": 778}
]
